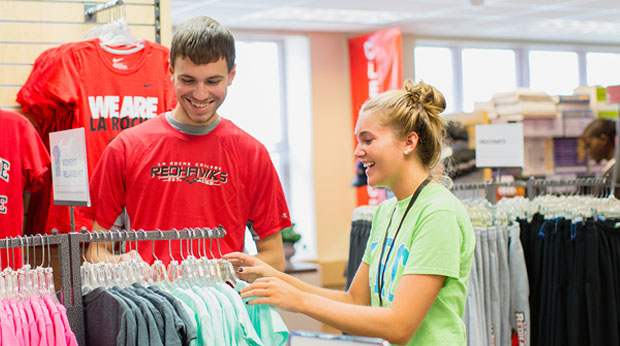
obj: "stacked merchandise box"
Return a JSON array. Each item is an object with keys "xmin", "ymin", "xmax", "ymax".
[{"xmin": 574, "ymin": 85, "xmax": 619, "ymax": 119}]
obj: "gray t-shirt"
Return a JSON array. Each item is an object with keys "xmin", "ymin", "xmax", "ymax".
[
  {"xmin": 133, "ymin": 283, "xmax": 183, "ymax": 346},
  {"xmin": 83, "ymin": 287, "xmax": 136, "ymax": 346},
  {"xmin": 148, "ymin": 285, "xmax": 198, "ymax": 346}
]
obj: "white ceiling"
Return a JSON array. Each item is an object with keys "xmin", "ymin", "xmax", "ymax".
[{"xmin": 170, "ymin": 0, "xmax": 620, "ymax": 45}]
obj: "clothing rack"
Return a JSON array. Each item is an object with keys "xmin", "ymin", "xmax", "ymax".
[
  {"xmin": 0, "ymin": 232, "xmax": 77, "ymax": 341},
  {"xmin": 451, "ymin": 177, "xmax": 612, "ymax": 203},
  {"xmin": 68, "ymin": 226, "xmax": 226, "ymax": 346}
]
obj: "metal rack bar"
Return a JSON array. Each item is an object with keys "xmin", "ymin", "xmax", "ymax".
[
  {"xmin": 68, "ymin": 226, "xmax": 226, "ymax": 346},
  {"xmin": 153, "ymin": 0, "xmax": 161, "ymax": 43},
  {"xmin": 451, "ymin": 177, "xmax": 613, "ymax": 202},
  {"xmin": 84, "ymin": 0, "xmax": 124, "ymax": 22}
]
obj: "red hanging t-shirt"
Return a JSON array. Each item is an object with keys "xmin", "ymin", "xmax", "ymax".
[
  {"xmin": 38, "ymin": 39, "xmax": 177, "ymax": 233},
  {"xmin": 0, "ymin": 110, "xmax": 50, "ymax": 268}
]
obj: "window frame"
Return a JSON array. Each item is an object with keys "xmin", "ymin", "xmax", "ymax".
[{"xmin": 413, "ymin": 39, "xmax": 620, "ymax": 112}]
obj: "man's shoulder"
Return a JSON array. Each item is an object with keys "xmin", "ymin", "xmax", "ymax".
[{"xmin": 218, "ymin": 118, "xmax": 264, "ymax": 148}]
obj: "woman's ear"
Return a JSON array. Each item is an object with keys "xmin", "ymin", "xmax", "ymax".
[{"xmin": 404, "ymin": 131, "xmax": 419, "ymax": 155}]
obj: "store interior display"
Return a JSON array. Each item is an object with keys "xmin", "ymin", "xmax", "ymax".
[{"xmin": 3, "ymin": 0, "xmax": 620, "ymax": 345}]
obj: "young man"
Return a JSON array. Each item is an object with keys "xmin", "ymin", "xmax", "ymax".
[{"xmin": 86, "ymin": 16, "xmax": 291, "ymax": 270}]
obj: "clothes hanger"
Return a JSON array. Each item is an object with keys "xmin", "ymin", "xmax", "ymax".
[
  {"xmin": 85, "ymin": 4, "xmax": 145, "ymax": 55},
  {"xmin": 149, "ymin": 229, "xmax": 168, "ymax": 284},
  {"xmin": 214, "ymin": 226, "xmax": 237, "ymax": 284}
]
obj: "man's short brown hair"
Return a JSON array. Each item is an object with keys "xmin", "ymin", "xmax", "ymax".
[{"xmin": 170, "ymin": 16, "xmax": 235, "ymax": 71}]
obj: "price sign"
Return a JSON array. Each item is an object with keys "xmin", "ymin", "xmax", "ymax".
[
  {"xmin": 49, "ymin": 128, "xmax": 90, "ymax": 206},
  {"xmin": 475, "ymin": 123, "xmax": 524, "ymax": 168}
]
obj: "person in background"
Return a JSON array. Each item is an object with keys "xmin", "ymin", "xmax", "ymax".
[
  {"xmin": 582, "ymin": 119, "xmax": 617, "ymax": 177},
  {"xmin": 226, "ymin": 80, "xmax": 475, "ymax": 346},
  {"xmin": 85, "ymin": 16, "xmax": 291, "ymax": 270},
  {"xmin": 582, "ymin": 119, "xmax": 620, "ymax": 197}
]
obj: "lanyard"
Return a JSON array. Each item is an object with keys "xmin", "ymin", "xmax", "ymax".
[{"xmin": 376, "ymin": 176, "xmax": 431, "ymax": 305}]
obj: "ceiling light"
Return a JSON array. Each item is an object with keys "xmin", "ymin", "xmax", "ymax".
[{"xmin": 248, "ymin": 7, "xmax": 413, "ymax": 25}]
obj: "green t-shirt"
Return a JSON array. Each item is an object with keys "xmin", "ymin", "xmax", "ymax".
[{"xmin": 362, "ymin": 183, "xmax": 475, "ymax": 346}]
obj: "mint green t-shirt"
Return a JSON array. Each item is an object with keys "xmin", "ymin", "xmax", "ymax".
[{"xmin": 362, "ymin": 183, "xmax": 475, "ymax": 346}]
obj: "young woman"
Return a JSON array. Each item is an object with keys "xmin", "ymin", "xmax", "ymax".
[{"xmin": 224, "ymin": 80, "xmax": 475, "ymax": 346}]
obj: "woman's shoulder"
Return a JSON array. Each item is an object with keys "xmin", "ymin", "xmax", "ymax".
[{"xmin": 419, "ymin": 183, "xmax": 468, "ymax": 214}]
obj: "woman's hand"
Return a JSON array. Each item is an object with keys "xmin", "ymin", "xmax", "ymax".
[
  {"xmin": 223, "ymin": 252, "xmax": 280, "ymax": 282},
  {"xmin": 239, "ymin": 277, "xmax": 307, "ymax": 312}
]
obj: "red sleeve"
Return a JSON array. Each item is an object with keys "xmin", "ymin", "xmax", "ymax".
[
  {"xmin": 246, "ymin": 143, "xmax": 292, "ymax": 239},
  {"xmin": 19, "ymin": 117, "xmax": 51, "ymax": 192},
  {"xmin": 43, "ymin": 46, "xmax": 81, "ymax": 107},
  {"xmin": 88, "ymin": 136, "xmax": 126, "ymax": 228},
  {"xmin": 163, "ymin": 59, "xmax": 177, "ymax": 111}
]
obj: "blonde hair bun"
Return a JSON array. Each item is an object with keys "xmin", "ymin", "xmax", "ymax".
[{"xmin": 404, "ymin": 80, "xmax": 446, "ymax": 117}]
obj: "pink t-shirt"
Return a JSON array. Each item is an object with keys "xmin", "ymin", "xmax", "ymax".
[
  {"xmin": 0, "ymin": 300, "xmax": 18, "ymax": 345},
  {"xmin": 30, "ymin": 295, "xmax": 50, "ymax": 346},
  {"xmin": 43, "ymin": 295, "xmax": 69, "ymax": 346},
  {"xmin": 21, "ymin": 300, "xmax": 40, "ymax": 346}
]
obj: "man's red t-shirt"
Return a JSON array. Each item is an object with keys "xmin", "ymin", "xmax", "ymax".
[{"xmin": 90, "ymin": 115, "xmax": 292, "ymax": 264}]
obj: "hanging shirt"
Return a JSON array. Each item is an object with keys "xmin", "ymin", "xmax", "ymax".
[
  {"xmin": 215, "ymin": 282, "xmax": 264, "ymax": 346},
  {"xmin": 54, "ymin": 300, "xmax": 78, "ymax": 346},
  {"xmin": 170, "ymin": 285, "xmax": 219, "ymax": 346},
  {"xmin": 0, "ymin": 301, "xmax": 19, "ymax": 345},
  {"xmin": 21, "ymin": 300, "xmax": 40, "ymax": 346},
  {"xmin": 208, "ymin": 286, "xmax": 241, "ymax": 346},
  {"xmin": 235, "ymin": 281, "xmax": 289, "ymax": 346},
  {"xmin": 0, "ymin": 110, "xmax": 50, "ymax": 265},
  {"xmin": 117, "ymin": 287, "xmax": 164, "ymax": 346},
  {"xmin": 109, "ymin": 287, "xmax": 149, "ymax": 346},
  {"xmin": 29, "ymin": 295, "xmax": 49, "ymax": 346},
  {"xmin": 8, "ymin": 297, "xmax": 26, "ymax": 345},
  {"xmin": 132, "ymin": 283, "xmax": 183, "ymax": 346},
  {"xmin": 41, "ymin": 294, "xmax": 68, "ymax": 346},
  {"xmin": 83, "ymin": 286, "xmax": 136, "ymax": 346},
  {"xmin": 148, "ymin": 285, "xmax": 198, "ymax": 346},
  {"xmin": 18, "ymin": 38, "xmax": 176, "ymax": 234}
]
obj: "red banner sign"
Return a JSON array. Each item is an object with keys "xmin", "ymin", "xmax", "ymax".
[{"xmin": 348, "ymin": 28, "xmax": 403, "ymax": 206}]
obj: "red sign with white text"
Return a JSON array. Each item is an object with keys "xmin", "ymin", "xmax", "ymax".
[{"xmin": 348, "ymin": 28, "xmax": 403, "ymax": 206}]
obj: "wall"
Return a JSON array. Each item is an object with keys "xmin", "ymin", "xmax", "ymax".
[
  {"xmin": 0, "ymin": 0, "xmax": 171, "ymax": 113},
  {"xmin": 308, "ymin": 32, "xmax": 357, "ymax": 286}
]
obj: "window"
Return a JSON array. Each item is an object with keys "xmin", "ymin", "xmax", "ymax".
[
  {"xmin": 414, "ymin": 46, "xmax": 455, "ymax": 114},
  {"xmin": 219, "ymin": 40, "xmax": 288, "ymax": 194},
  {"xmin": 219, "ymin": 37, "xmax": 316, "ymax": 260},
  {"xmin": 462, "ymin": 48, "xmax": 516, "ymax": 112},
  {"xmin": 413, "ymin": 41, "xmax": 620, "ymax": 111},
  {"xmin": 586, "ymin": 52, "xmax": 620, "ymax": 87},
  {"xmin": 529, "ymin": 50, "xmax": 579, "ymax": 95}
]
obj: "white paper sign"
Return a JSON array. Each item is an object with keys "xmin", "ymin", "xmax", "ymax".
[
  {"xmin": 475, "ymin": 123, "xmax": 524, "ymax": 168},
  {"xmin": 288, "ymin": 331, "xmax": 389, "ymax": 346},
  {"xmin": 49, "ymin": 128, "xmax": 91, "ymax": 207}
]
